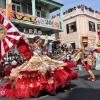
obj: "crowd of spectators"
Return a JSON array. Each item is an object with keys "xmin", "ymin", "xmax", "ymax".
[{"xmin": 0, "ymin": 52, "xmax": 25, "ymax": 77}]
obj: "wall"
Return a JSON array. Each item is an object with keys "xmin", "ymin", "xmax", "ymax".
[
  {"xmin": 0, "ymin": 0, "xmax": 6, "ymax": 9},
  {"xmin": 59, "ymin": 8, "xmax": 100, "ymax": 48},
  {"xmin": 59, "ymin": 16, "xmax": 79, "ymax": 48},
  {"xmin": 85, "ymin": 16, "xmax": 99, "ymax": 48}
]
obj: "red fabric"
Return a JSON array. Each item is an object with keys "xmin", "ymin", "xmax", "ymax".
[
  {"xmin": 7, "ymin": 32, "xmax": 21, "ymax": 36},
  {"xmin": 0, "ymin": 14, "xmax": 4, "ymax": 24},
  {"xmin": 16, "ymin": 87, "xmax": 30, "ymax": 98},
  {"xmin": 38, "ymin": 75, "xmax": 47, "ymax": 89},
  {"xmin": 5, "ymin": 89, "xmax": 16, "ymax": 99},
  {"xmin": 17, "ymin": 39, "xmax": 32, "ymax": 61},
  {"xmin": 16, "ymin": 78, "xmax": 30, "ymax": 98},
  {"xmin": 77, "ymin": 59, "xmax": 82, "ymax": 65},
  {"xmin": 24, "ymin": 51, "xmax": 32, "ymax": 60},
  {"xmin": 70, "ymin": 71, "xmax": 78, "ymax": 80},
  {"xmin": 18, "ymin": 45, "xmax": 28, "ymax": 54},
  {"xmin": 63, "ymin": 58, "xmax": 69, "ymax": 62},
  {"xmin": 3, "ymin": 83, "xmax": 15, "ymax": 98},
  {"xmin": 67, "ymin": 62, "xmax": 75, "ymax": 68},
  {"xmin": 0, "ymin": 87, "xmax": 6, "ymax": 97},
  {"xmin": 46, "ymin": 77, "xmax": 57, "ymax": 95},
  {"xmin": 2, "ymin": 39, "xmax": 10, "ymax": 53},
  {"xmin": 86, "ymin": 64, "xmax": 91, "ymax": 71},
  {"xmin": 6, "ymin": 36, "xmax": 17, "ymax": 45},
  {"xmin": 96, "ymin": 49, "xmax": 100, "ymax": 53},
  {"xmin": 4, "ymin": 66, "xmax": 13, "ymax": 76},
  {"xmin": 64, "ymin": 65, "xmax": 78, "ymax": 80},
  {"xmin": 46, "ymin": 48, "xmax": 48, "ymax": 55},
  {"xmin": 30, "ymin": 78, "xmax": 43, "ymax": 97},
  {"xmin": 54, "ymin": 69, "xmax": 70, "ymax": 88},
  {"xmin": 0, "ymin": 41, "xmax": 1, "ymax": 62},
  {"xmin": 5, "ymin": 23, "xmax": 12, "ymax": 30},
  {"xmin": 64, "ymin": 66, "xmax": 72, "ymax": 73}
]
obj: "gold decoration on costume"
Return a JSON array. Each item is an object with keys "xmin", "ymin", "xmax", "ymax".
[
  {"xmin": 10, "ymin": 55, "xmax": 66, "ymax": 78},
  {"xmin": 0, "ymin": 24, "xmax": 7, "ymax": 40}
]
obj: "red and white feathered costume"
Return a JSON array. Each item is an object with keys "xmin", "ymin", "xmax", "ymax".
[
  {"xmin": 0, "ymin": 12, "xmax": 78, "ymax": 99},
  {"xmin": 0, "ymin": 55, "xmax": 78, "ymax": 99}
]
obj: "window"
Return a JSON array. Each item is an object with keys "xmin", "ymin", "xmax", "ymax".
[
  {"xmin": 66, "ymin": 22, "xmax": 77, "ymax": 33},
  {"xmin": 12, "ymin": 0, "xmax": 22, "ymax": 12},
  {"xmin": 70, "ymin": 43, "xmax": 76, "ymax": 49},
  {"xmin": 17, "ymin": 5, "xmax": 21, "ymax": 12},
  {"xmin": 36, "ymin": 10, "xmax": 41, "ymax": 17},
  {"xmin": 12, "ymin": 4, "xmax": 22, "ymax": 12},
  {"xmin": 0, "ymin": 0, "xmax": 6, "ymax": 9},
  {"xmin": 21, "ymin": 4, "xmax": 27, "ymax": 13},
  {"xmin": 41, "ymin": 9, "xmax": 47, "ymax": 18},
  {"xmin": 12, "ymin": 0, "xmax": 20, "ymax": 4},
  {"xmin": 89, "ymin": 21, "xmax": 95, "ymax": 32},
  {"xmin": 22, "ymin": 4, "xmax": 32, "ymax": 15},
  {"xmin": 97, "ymin": 24, "xmax": 100, "ymax": 30},
  {"xmin": 12, "ymin": 5, "xmax": 16, "ymax": 11}
]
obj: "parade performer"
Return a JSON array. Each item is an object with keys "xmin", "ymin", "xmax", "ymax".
[
  {"xmin": 0, "ymin": 36, "xmax": 78, "ymax": 99},
  {"xmin": 73, "ymin": 49, "xmax": 83, "ymax": 71},
  {"xmin": 0, "ymin": 12, "xmax": 78, "ymax": 98},
  {"xmin": 86, "ymin": 51, "xmax": 96, "ymax": 81}
]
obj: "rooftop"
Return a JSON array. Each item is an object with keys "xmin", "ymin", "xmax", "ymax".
[
  {"xmin": 50, "ymin": 0, "xmax": 64, "ymax": 6},
  {"xmin": 63, "ymin": 4, "xmax": 100, "ymax": 15},
  {"xmin": 52, "ymin": 4, "xmax": 100, "ymax": 18},
  {"xmin": 38, "ymin": 0, "xmax": 64, "ymax": 12}
]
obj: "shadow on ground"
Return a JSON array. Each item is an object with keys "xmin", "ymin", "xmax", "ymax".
[
  {"xmin": 61, "ymin": 88, "xmax": 100, "ymax": 100},
  {"xmin": 39, "ymin": 83, "xmax": 77, "ymax": 97},
  {"xmin": 80, "ymin": 74, "xmax": 100, "ymax": 80}
]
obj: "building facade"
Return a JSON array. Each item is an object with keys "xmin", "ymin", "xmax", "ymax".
[
  {"xmin": 59, "ymin": 5, "xmax": 100, "ymax": 49},
  {"xmin": 0, "ymin": 0, "xmax": 63, "ymax": 43}
]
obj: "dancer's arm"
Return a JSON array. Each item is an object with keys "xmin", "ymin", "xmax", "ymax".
[
  {"xmin": 73, "ymin": 49, "xmax": 81, "ymax": 57},
  {"xmin": 45, "ymin": 55, "xmax": 64, "ymax": 64},
  {"xmin": 43, "ymin": 35, "xmax": 48, "ymax": 46}
]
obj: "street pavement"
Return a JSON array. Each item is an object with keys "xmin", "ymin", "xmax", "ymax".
[{"xmin": 1, "ymin": 68, "xmax": 100, "ymax": 100}]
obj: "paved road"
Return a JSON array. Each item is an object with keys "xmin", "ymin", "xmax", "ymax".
[{"xmin": 1, "ymin": 69, "xmax": 100, "ymax": 100}]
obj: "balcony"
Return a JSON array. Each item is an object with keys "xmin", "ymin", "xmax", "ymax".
[
  {"xmin": 0, "ymin": 7, "xmax": 62, "ymax": 31},
  {"xmin": 10, "ymin": 11, "xmax": 62, "ymax": 31}
]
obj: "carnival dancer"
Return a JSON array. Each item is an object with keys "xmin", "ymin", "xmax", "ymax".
[
  {"xmin": 73, "ymin": 49, "xmax": 83, "ymax": 71},
  {"xmin": 86, "ymin": 51, "xmax": 96, "ymax": 81},
  {"xmin": 31, "ymin": 35, "xmax": 48, "ymax": 56},
  {"xmin": 0, "ymin": 36, "xmax": 78, "ymax": 99}
]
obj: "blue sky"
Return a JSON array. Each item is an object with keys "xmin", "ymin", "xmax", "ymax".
[{"xmin": 57, "ymin": 0, "xmax": 100, "ymax": 12}]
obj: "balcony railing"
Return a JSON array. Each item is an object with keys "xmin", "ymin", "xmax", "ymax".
[
  {"xmin": 0, "ymin": 8, "xmax": 61, "ymax": 30},
  {"xmin": 5, "ymin": 9, "xmax": 61, "ymax": 30}
]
